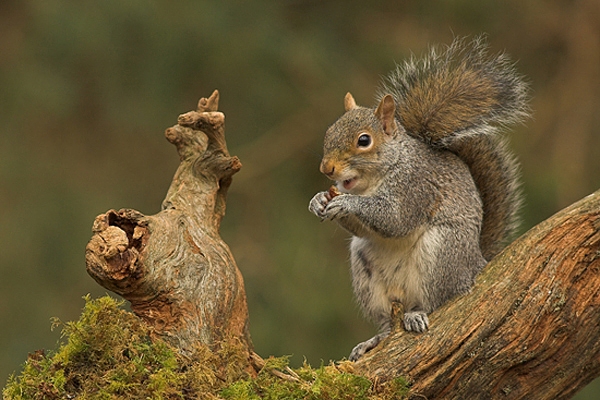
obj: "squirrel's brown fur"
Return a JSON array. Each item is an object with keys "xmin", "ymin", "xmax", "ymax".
[{"xmin": 380, "ymin": 36, "xmax": 529, "ymax": 140}]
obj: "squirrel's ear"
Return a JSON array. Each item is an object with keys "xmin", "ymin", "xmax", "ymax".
[
  {"xmin": 375, "ymin": 94, "xmax": 398, "ymax": 137},
  {"xmin": 344, "ymin": 92, "xmax": 358, "ymax": 111}
]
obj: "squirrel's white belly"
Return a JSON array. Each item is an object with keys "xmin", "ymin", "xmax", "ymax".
[{"xmin": 350, "ymin": 226, "xmax": 443, "ymax": 313}]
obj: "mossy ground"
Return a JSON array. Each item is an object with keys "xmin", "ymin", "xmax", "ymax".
[
  {"xmin": 3, "ymin": 296, "xmax": 409, "ymax": 399},
  {"xmin": 222, "ymin": 358, "xmax": 409, "ymax": 400}
]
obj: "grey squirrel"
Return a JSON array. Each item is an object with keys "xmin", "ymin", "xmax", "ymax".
[{"xmin": 308, "ymin": 37, "xmax": 529, "ymax": 361}]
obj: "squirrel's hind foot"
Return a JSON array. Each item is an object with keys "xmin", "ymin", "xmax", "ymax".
[
  {"xmin": 349, "ymin": 332, "xmax": 388, "ymax": 361},
  {"xmin": 403, "ymin": 311, "xmax": 429, "ymax": 332}
]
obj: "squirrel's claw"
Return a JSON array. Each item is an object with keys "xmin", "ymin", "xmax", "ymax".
[
  {"xmin": 323, "ymin": 196, "xmax": 349, "ymax": 220},
  {"xmin": 309, "ymin": 191, "xmax": 349, "ymax": 221},
  {"xmin": 309, "ymin": 191, "xmax": 330, "ymax": 220},
  {"xmin": 348, "ymin": 331, "xmax": 388, "ymax": 361},
  {"xmin": 403, "ymin": 311, "xmax": 429, "ymax": 332}
]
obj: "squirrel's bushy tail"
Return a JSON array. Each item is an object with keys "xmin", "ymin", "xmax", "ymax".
[
  {"xmin": 379, "ymin": 36, "xmax": 529, "ymax": 259},
  {"xmin": 453, "ymin": 134, "xmax": 522, "ymax": 260}
]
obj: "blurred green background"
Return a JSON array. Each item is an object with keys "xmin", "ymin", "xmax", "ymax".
[{"xmin": 1, "ymin": 0, "xmax": 599, "ymax": 397}]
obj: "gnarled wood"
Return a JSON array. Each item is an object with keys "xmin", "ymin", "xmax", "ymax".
[
  {"xmin": 85, "ymin": 91, "xmax": 252, "ymax": 355},
  {"xmin": 354, "ymin": 189, "xmax": 600, "ymax": 399}
]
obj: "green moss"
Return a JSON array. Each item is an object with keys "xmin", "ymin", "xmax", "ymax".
[
  {"xmin": 221, "ymin": 359, "xmax": 409, "ymax": 400},
  {"xmin": 3, "ymin": 296, "xmax": 410, "ymax": 400},
  {"xmin": 3, "ymin": 295, "xmax": 250, "ymax": 400}
]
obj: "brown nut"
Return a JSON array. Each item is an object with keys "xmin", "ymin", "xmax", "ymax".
[{"xmin": 326, "ymin": 185, "xmax": 341, "ymax": 201}]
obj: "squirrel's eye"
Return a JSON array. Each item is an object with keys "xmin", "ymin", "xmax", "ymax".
[{"xmin": 357, "ymin": 133, "xmax": 372, "ymax": 148}]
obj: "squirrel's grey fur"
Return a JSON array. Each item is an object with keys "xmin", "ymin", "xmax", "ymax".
[{"xmin": 308, "ymin": 36, "xmax": 529, "ymax": 361}]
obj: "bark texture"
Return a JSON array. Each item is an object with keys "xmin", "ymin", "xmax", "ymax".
[
  {"xmin": 85, "ymin": 91, "xmax": 252, "ymax": 355},
  {"xmin": 354, "ymin": 189, "xmax": 600, "ymax": 400}
]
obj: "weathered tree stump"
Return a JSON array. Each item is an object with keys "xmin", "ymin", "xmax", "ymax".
[
  {"xmin": 354, "ymin": 189, "xmax": 600, "ymax": 399},
  {"xmin": 85, "ymin": 91, "xmax": 252, "ymax": 355}
]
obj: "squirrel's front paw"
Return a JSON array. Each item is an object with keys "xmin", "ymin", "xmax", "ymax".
[
  {"xmin": 309, "ymin": 191, "xmax": 330, "ymax": 220},
  {"xmin": 322, "ymin": 196, "xmax": 349, "ymax": 220},
  {"xmin": 309, "ymin": 192, "xmax": 349, "ymax": 221},
  {"xmin": 403, "ymin": 311, "xmax": 429, "ymax": 332}
]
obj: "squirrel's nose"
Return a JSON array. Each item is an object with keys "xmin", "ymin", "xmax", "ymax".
[{"xmin": 320, "ymin": 160, "xmax": 335, "ymax": 177}]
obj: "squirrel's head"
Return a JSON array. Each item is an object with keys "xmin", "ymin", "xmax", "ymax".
[{"xmin": 320, "ymin": 93, "xmax": 402, "ymax": 194}]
